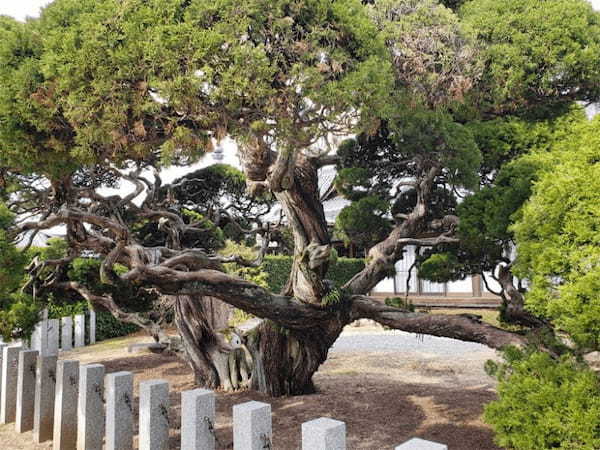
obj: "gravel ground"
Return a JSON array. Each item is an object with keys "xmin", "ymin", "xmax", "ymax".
[{"xmin": 331, "ymin": 328, "xmax": 494, "ymax": 357}]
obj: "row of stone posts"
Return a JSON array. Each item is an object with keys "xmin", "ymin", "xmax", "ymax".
[
  {"xmin": 30, "ymin": 311, "xmax": 96, "ymax": 356},
  {"xmin": 0, "ymin": 345, "xmax": 446, "ymax": 450}
]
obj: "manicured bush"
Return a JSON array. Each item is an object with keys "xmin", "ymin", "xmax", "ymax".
[
  {"xmin": 261, "ymin": 256, "xmax": 294, "ymax": 292},
  {"xmin": 47, "ymin": 299, "xmax": 139, "ymax": 342},
  {"xmin": 484, "ymin": 347, "xmax": 600, "ymax": 450},
  {"xmin": 261, "ymin": 255, "xmax": 365, "ymax": 293},
  {"xmin": 94, "ymin": 310, "xmax": 140, "ymax": 341}
]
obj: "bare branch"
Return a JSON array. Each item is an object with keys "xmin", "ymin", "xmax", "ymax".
[
  {"xmin": 396, "ymin": 234, "xmax": 459, "ymax": 247},
  {"xmin": 54, "ymin": 281, "xmax": 167, "ymax": 342},
  {"xmin": 119, "ymin": 266, "xmax": 330, "ymax": 329},
  {"xmin": 351, "ymin": 295, "xmax": 526, "ymax": 350}
]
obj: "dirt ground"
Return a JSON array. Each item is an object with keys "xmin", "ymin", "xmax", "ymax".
[{"xmin": 0, "ymin": 328, "xmax": 503, "ymax": 449}]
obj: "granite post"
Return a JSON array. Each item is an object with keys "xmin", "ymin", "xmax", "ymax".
[
  {"xmin": 233, "ymin": 401, "xmax": 272, "ymax": 450},
  {"xmin": 106, "ymin": 371, "xmax": 134, "ymax": 450},
  {"xmin": 181, "ymin": 389, "xmax": 216, "ymax": 450},
  {"xmin": 47, "ymin": 319, "xmax": 60, "ymax": 356},
  {"xmin": 16, "ymin": 349, "xmax": 38, "ymax": 433},
  {"xmin": 61, "ymin": 317, "xmax": 73, "ymax": 351},
  {"xmin": 77, "ymin": 364, "xmax": 105, "ymax": 450},
  {"xmin": 32, "ymin": 320, "xmax": 48, "ymax": 356},
  {"xmin": 1, "ymin": 346, "xmax": 22, "ymax": 424},
  {"xmin": 139, "ymin": 380, "xmax": 170, "ymax": 450},
  {"xmin": 34, "ymin": 355, "xmax": 58, "ymax": 443},
  {"xmin": 302, "ymin": 417, "xmax": 346, "ymax": 450},
  {"xmin": 395, "ymin": 438, "xmax": 448, "ymax": 450},
  {"xmin": 0, "ymin": 343, "xmax": 6, "ymax": 409},
  {"xmin": 74, "ymin": 315, "xmax": 85, "ymax": 348},
  {"xmin": 53, "ymin": 359, "xmax": 79, "ymax": 450},
  {"xmin": 89, "ymin": 310, "xmax": 96, "ymax": 345}
]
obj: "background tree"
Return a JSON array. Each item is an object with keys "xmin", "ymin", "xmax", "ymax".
[{"xmin": 1, "ymin": 0, "xmax": 599, "ymax": 399}]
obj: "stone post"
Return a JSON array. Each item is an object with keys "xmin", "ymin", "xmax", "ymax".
[
  {"xmin": 1, "ymin": 346, "xmax": 22, "ymax": 424},
  {"xmin": 16, "ymin": 349, "xmax": 38, "ymax": 433},
  {"xmin": 106, "ymin": 371, "xmax": 134, "ymax": 450},
  {"xmin": 77, "ymin": 364, "xmax": 105, "ymax": 450},
  {"xmin": 53, "ymin": 359, "xmax": 79, "ymax": 450},
  {"xmin": 32, "ymin": 320, "xmax": 48, "ymax": 356},
  {"xmin": 302, "ymin": 417, "xmax": 346, "ymax": 450},
  {"xmin": 139, "ymin": 380, "xmax": 170, "ymax": 450},
  {"xmin": 181, "ymin": 389, "xmax": 215, "ymax": 450},
  {"xmin": 34, "ymin": 355, "xmax": 58, "ymax": 443},
  {"xmin": 61, "ymin": 317, "xmax": 73, "ymax": 351},
  {"xmin": 395, "ymin": 438, "xmax": 448, "ymax": 450},
  {"xmin": 47, "ymin": 319, "xmax": 60, "ymax": 356},
  {"xmin": 89, "ymin": 310, "xmax": 96, "ymax": 345},
  {"xmin": 0, "ymin": 343, "xmax": 6, "ymax": 408},
  {"xmin": 233, "ymin": 401, "xmax": 272, "ymax": 450},
  {"xmin": 74, "ymin": 314, "xmax": 85, "ymax": 348}
]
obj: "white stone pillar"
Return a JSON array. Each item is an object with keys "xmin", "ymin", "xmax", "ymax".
[
  {"xmin": 89, "ymin": 310, "xmax": 96, "ymax": 345},
  {"xmin": 16, "ymin": 349, "xmax": 38, "ymax": 433},
  {"xmin": 61, "ymin": 316, "xmax": 73, "ymax": 351},
  {"xmin": 139, "ymin": 379, "xmax": 170, "ymax": 450},
  {"xmin": 1, "ymin": 345, "xmax": 22, "ymax": 424},
  {"xmin": 77, "ymin": 364, "xmax": 105, "ymax": 450},
  {"xmin": 395, "ymin": 438, "xmax": 448, "ymax": 450},
  {"xmin": 53, "ymin": 359, "xmax": 79, "ymax": 450},
  {"xmin": 47, "ymin": 319, "xmax": 59, "ymax": 356},
  {"xmin": 302, "ymin": 417, "xmax": 346, "ymax": 450},
  {"xmin": 74, "ymin": 314, "xmax": 85, "ymax": 348},
  {"xmin": 106, "ymin": 371, "xmax": 134, "ymax": 450},
  {"xmin": 233, "ymin": 401, "xmax": 272, "ymax": 450},
  {"xmin": 34, "ymin": 355, "xmax": 57, "ymax": 443},
  {"xmin": 181, "ymin": 388, "xmax": 216, "ymax": 450}
]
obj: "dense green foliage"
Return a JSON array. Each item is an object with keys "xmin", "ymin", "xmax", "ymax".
[
  {"xmin": 0, "ymin": 203, "xmax": 27, "ymax": 299},
  {"xmin": 513, "ymin": 118, "xmax": 600, "ymax": 351},
  {"xmin": 461, "ymin": 0, "xmax": 600, "ymax": 116},
  {"xmin": 335, "ymin": 196, "xmax": 391, "ymax": 249},
  {"xmin": 482, "ymin": 116, "xmax": 600, "ymax": 448},
  {"xmin": 485, "ymin": 348, "xmax": 600, "ymax": 450}
]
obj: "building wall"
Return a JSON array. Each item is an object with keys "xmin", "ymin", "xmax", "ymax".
[{"xmin": 371, "ymin": 245, "xmax": 502, "ymax": 307}]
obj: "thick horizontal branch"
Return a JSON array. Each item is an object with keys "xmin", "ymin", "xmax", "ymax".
[
  {"xmin": 396, "ymin": 234, "xmax": 459, "ymax": 247},
  {"xmin": 350, "ymin": 295, "xmax": 526, "ymax": 350},
  {"xmin": 120, "ymin": 265, "xmax": 330, "ymax": 329}
]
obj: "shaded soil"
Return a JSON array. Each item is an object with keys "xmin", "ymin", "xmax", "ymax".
[{"xmin": 0, "ymin": 331, "xmax": 503, "ymax": 449}]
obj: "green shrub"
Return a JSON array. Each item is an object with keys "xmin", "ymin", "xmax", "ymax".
[
  {"xmin": 0, "ymin": 293, "xmax": 41, "ymax": 342},
  {"xmin": 47, "ymin": 299, "xmax": 139, "ymax": 342},
  {"xmin": 94, "ymin": 311, "xmax": 139, "ymax": 341},
  {"xmin": 261, "ymin": 256, "xmax": 294, "ymax": 292},
  {"xmin": 484, "ymin": 347, "xmax": 600, "ymax": 450},
  {"xmin": 261, "ymin": 255, "xmax": 364, "ymax": 293}
]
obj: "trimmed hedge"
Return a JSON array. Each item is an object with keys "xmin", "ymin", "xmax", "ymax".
[
  {"xmin": 47, "ymin": 300, "xmax": 139, "ymax": 342},
  {"xmin": 261, "ymin": 255, "xmax": 365, "ymax": 293}
]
